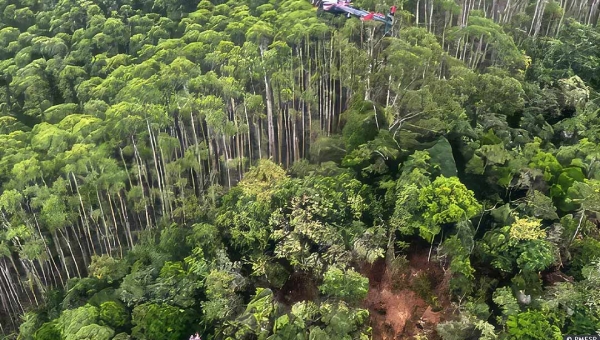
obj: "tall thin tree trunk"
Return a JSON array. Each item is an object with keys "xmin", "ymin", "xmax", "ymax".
[
  {"xmin": 117, "ymin": 192, "xmax": 135, "ymax": 248},
  {"xmin": 57, "ymin": 228, "xmax": 82, "ymax": 278},
  {"xmin": 260, "ymin": 45, "xmax": 276, "ymax": 161},
  {"xmin": 243, "ymin": 99, "xmax": 253, "ymax": 167},
  {"xmin": 32, "ymin": 214, "xmax": 65, "ymax": 287},
  {"xmin": 131, "ymin": 136, "xmax": 152, "ymax": 229}
]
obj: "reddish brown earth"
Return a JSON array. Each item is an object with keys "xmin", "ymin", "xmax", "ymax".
[
  {"xmin": 273, "ymin": 248, "xmax": 456, "ymax": 339},
  {"xmin": 361, "ymin": 248, "xmax": 455, "ymax": 339}
]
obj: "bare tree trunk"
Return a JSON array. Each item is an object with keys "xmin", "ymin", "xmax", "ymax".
[
  {"xmin": 117, "ymin": 192, "xmax": 135, "ymax": 247},
  {"xmin": 259, "ymin": 44, "xmax": 276, "ymax": 161},
  {"xmin": 277, "ymin": 91, "xmax": 284, "ymax": 164},
  {"xmin": 0, "ymin": 262, "xmax": 24, "ymax": 314},
  {"xmin": 158, "ymin": 145, "xmax": 174, "ymax": 219},
  {"xmin": 146, "ymin": 119, "xmax": 166, "ymax": 217},
  {"xmin": 364, "ymin": 28, "xmax": 375, "ymax": 101},
  {"xmin": 257, "ymin": 117, "xmax": 263, "ymax": 159},
  {"xmin": 131, "ymin": 136, "xmax": 152, "ymax": 229},
  {"xmin": 429, "ymin": 0, "xmax": 434, "ymax": 32},
  {"xmin": 57, "ymin": 228, "xmax": 82, "ymax": 278},
  {"xmin": 98, "ymin": 191, "xmax": 121, "ymax": 257},
  {"xmin": 30, "ymin": 213, "xmax": 65, "ymax": 287},
  {"xmin": 529, "ymin": 0, "xmax": 546, "ymax": 37},
  {"xmin": 189, "ymin": 111, "xmax": 205, "ymax": 191},
  {"xmin": 461, "ymin": 0, "xmax": 470, "ymax": 26},
  {"xmin": 243, "ymin": 99, "xmax": 253, "ymax": 165},
  {"xmin": 587, "ymin": 0, "xmax": 600, "ymax": 25}
]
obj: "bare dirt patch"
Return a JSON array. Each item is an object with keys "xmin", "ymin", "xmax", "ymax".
[{"xmin": 361, "ymin": 247, "xmax": 454, "ymax": 339}]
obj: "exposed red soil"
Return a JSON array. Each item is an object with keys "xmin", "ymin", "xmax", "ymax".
[
  {"xmin": 272, "ymin": 248, "xmax": 455, "ymax": 339},
  {"xmin": 361, "ymin": 248, "xmax": 455, "ymax": 339}
]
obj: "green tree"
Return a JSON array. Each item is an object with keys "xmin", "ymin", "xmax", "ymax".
[
  {"xmin": 318, "ymin": 267, "xmax": 369, "ymax": 305},
  {"xmin": 131, "ymin": 303, "xmax": 195, "ymax": 340}
]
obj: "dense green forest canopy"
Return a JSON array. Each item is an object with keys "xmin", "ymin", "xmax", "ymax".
[{"xmin": 0, "ymin": 0, "xmax": 599, "ymax": 338}]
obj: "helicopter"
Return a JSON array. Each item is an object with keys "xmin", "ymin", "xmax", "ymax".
[{"xmin": 313, "ymin": 0, "xmax": 396, "ymax": 34}]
